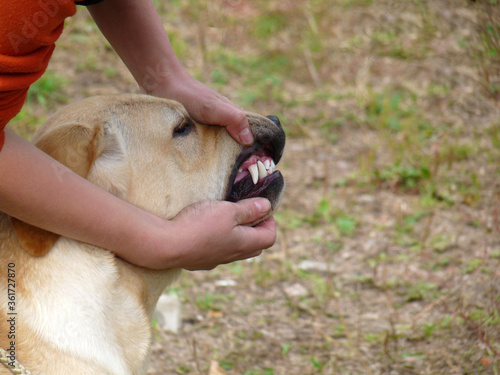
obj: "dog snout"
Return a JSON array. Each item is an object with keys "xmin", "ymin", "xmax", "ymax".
[{"xmin": 266, "ymin": 115, "xmax": 282, "ymax": 130}]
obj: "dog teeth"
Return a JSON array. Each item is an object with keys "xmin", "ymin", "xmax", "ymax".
[
  {"xmin": 267, "ymin": 160, "xmax": 276, "ymax": 174},
  {"xmin": 243, "ymin": 158, "xmax": 277, "ymax": 185},
  {"xmin": 248, "ymin": 164, "xmax": 259, "ymax": 185},
  {"xmin": 257, "ymin": 161, "xmax": 267, "ymax": 179}
]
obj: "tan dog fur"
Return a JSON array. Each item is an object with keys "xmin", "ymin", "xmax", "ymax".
[{"xmin": 0, "ymin": 94, "xmax": 284, "ymax": 374}]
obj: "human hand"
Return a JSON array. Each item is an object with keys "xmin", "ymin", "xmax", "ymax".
[
  {"xmin": 151, "ymin": 72, "xmax": 254, "ymax": 146},
  {"xmin": 165, "ymin": 198, "xmax": 276, "ymax": 271}
]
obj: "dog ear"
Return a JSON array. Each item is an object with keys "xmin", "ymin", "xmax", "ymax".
[
  {"xmin": 10, "ymin": 122, "xmax": 105, "ymax": 257},
  {"xmin": 33, "ymin": 122, "xmax": 106, "ymax": 179},
  {"xmin": 84, "ymin": 123, "xmax": 129, "ymax": 199},
  {"xmin": 9, "ymin": 220, "xmax": 61, "ymax": 257}
]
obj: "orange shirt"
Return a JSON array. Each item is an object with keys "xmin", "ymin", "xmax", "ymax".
[{"xmin": 0, "ymin": 0, "xmax": 101, "ymax": 151}]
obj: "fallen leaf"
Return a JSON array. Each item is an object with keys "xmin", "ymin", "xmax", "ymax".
[
  {"xmin": 208, "ymin": 310, "xmax": 224, "ymax": 318},
  {"xmin": 208, "ymin": 360, "xmax": 227, "ymax": 375},
  {"xmin": 481, "ymin": 357, "xmax": 492, "ymax": 366}
]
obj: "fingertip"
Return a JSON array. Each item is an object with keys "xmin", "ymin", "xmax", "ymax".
[
  {"xmin": 258, "ymin": 215, "xmax": 276, "ymax": 228},
  {"xmin": 238, "ymin": 128, "xmax": 254, "ymax": 146},
  {"xmin": 251, "ymin": 216, "xmax": 277, "ymax": 248},
  {"xmin": 224, "ymin": 106, "xmax": 253, "ymax": 146},
  {"xmin": 253, "ymin": 198, "xmax": 271, "ymax": 215}
]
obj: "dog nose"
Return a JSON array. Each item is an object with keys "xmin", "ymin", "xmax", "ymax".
[{"xmin": 266, "ymin": 115, "xmax": 282, "ymax": 129}]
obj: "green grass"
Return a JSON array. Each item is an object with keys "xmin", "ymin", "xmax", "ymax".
[
  {"xmin": 25, "ymin": 71, "xmax": 67, "ymax": 108},
  {"xmin": 9, "ymin": 71, "xmax": 68, "ymax": 136}
]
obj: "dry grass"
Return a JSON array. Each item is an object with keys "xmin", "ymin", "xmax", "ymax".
[{"xmin": 9, "ymin": 0, "xmax": 500, "ymax": 374}]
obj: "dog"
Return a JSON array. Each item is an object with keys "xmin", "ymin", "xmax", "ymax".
[{"xmin": 0, "ymin": 94, "xmax": 285, "ymax": 374}]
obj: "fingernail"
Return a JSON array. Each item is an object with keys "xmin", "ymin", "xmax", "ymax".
[
  {"xmin": 255, "ymin": 198, "xmax": 271, "ymax": 214},
  {"xmin": 238, "ymin": 128, "xmax": 254, "ymax": 146}
]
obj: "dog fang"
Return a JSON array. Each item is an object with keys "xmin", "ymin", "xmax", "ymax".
[
  {"xmin": 249, "ymin": 164, "xmax": 259, "ymax": 184},
  {"xmin": 257, "ymin": 161, "xmax": 267, "ymax": 179}
]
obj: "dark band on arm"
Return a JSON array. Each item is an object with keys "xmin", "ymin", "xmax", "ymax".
[{"xmin": 76, "ymin": 0, "xmax": 106, "ymax": 6}]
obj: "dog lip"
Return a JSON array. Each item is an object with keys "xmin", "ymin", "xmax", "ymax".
[
  {"xmin": 225, "ymin": 141, "xmax": 283, "ymax": 202},
  {"xmin": 226, "ymin": 170, "xmax": 283, "ymax": 203}
]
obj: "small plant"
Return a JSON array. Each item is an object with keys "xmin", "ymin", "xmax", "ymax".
[
  {"xmin": 471, "ymin": 1, "xmax": 500, "ymax": 103},
  {"xmin": 335, "ymin": 215, "xmax": 356, "ymax": 236},
  {"xmin": 244, "ymin": 369, "xmax": 275, "ymax": 375},
  {"xmin": 373, "ymin": 163, "xmax": 431, "ymax": 192},
  {"xmin": 26, "ymin": 71, "xmax": 67, "ymax": 108},
  {"xmin": 254, "ymin": 13, "xmax": 286, "ymax": 39},
  {"xmin": 310, "ymin": 357, "xmax": 325, "ymax": 372},
  {"xmin": 195, "ymin": 293, "xmax": 232, "ymax": 312},
  {"xmin": 403, "ymin": 280, "xmax": 439, "ymax": 302}
]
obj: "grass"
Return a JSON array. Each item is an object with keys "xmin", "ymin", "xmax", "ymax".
[
  {"xmin": 9, "ymin": 72, "xmax": 68, "ymax": 137},
  {"xmin": 9, "ymin": 0, "xmax": 500, "ymax": 374}
]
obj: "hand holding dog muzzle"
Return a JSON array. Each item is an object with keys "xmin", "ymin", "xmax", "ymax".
[{"xmin": 165, "ymin": 198, "xmax": 276, "ymax": 271}]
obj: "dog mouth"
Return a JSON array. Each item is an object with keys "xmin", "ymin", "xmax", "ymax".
[{"xmin": 225, "ymin": 144, "xmax": 284, "ymax": 203}]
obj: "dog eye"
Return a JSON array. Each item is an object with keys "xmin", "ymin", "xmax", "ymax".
[{"xmin": 173, "ymin": 119, "xmax": 195, "ymax": 138}]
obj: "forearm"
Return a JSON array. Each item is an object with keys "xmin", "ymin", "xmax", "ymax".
[
  {"xmin": 0, "ymin": 129, "xmax": 170, "ymax": 267},
  {"xmin": 88, "ymin": 0, "xmax": 254, "ymax": 145},
  {"xmin": 87, "ymin": 0, "xmax": 187, "ymax": 96}
]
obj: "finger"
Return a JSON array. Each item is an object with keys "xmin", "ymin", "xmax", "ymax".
[
  {"xmin": 224, "ymin": 107, "xmax": 253, "ymax": 146},
  {"xmin": 201, "ymin": 100, "xmax": 254, "ymax": 146},
  {"xmin": 254, "ymin": 215, "xmax": 276, "ymax": 229},
  {"xmin": 236, "ymin": 216, "xmax": 277, "ymax": 251},
  {"xmin": 233, "ymin": 198, "xmax": 271, "ymax": 226},
  {"xmin": 231, "ymin": 249, "xmax": 263, "ymax": 263}
]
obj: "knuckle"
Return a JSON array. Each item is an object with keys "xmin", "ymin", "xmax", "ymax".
[
  {"xmin": 244, "ymin": 200, "xmax": 257, "ymax": 219},
  {"xmin": 201, "ymin": 97, "xmax": 215, "ymax": 112},
  {"xmin": 198, "ymin": 98, "xmax": 216, "ymax": 123},
  {"xmin": 233, "ymin": 200, "xmax": 253, "ymax": 224},
  {"xmin": 234, "ymin": 110, "xmax": 248, "ymax": 127},
  {"xmin": 263, "ymin": 228, "xmax": 277, "ymax": 248}
]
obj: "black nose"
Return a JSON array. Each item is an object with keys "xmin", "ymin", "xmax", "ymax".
[{"xmin": 266, "ymin": 115, "xmax": 282, "ymax": 129}]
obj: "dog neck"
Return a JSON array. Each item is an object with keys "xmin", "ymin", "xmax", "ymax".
[{"xmin": 116, "ymin": 260, "xmax": 182, "ymax": 318}]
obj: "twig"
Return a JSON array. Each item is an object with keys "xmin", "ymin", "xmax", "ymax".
[
  {"xmin": 438, "ymin": 349, "xmax": 462, "ymax": 374},
  {"xmin": 493, "ymin": 190, "xmax": 500, "ymax": 234},
  {"xmin": 411, "ymin": 294, "xmax": 448, "ymax": 329},
  {"xmin": 188, "ymin": 337, "xmax": 203, "ymax": 375},
  {"xmin": 332, "ymin": 297, "xmax": 375, "ymax": 375},
  {"xmin": 458, "ymin": 303, "xmax": 500, "ymax": 359},
  {"xmin": 420, "ymin": 210, "xmax": 435, "ymax": 262},
  {"xmin": 303, "ymin": 48, "xmax": 322, "ymax": 89}
]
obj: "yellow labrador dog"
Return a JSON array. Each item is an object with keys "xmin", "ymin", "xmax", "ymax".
[{"xmin": 0, "ymin": 94, "xmax": 285, "ymax": 374}]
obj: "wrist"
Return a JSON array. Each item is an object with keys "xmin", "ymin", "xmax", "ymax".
[
  {"xmin": 133, "ymin": 213, "xmax": 192, "ymax": 270},
  {"xmin": 140, "ymin": 62, "xmax": 191, "ymax": 98},
  {"xmin": 111, "ymin": 211, "xmax": 175, "ymax": 270}
]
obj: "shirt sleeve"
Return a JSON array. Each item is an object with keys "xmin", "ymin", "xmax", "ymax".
[
  {"xmin": 0, "ymin": 0, "xmax": 77, "ymax": 151},
  {"xmin": 76, "ymin": 0, "xmax": 107, "ymax": 5}
]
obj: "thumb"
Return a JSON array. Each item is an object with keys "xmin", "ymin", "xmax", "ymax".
[{"xmin": 233, "ymin": 198, "xmax": 271, "ymax": 226}]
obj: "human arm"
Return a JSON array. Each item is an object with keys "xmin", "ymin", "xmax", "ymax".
[
  {"xmin": 0, "ymin": 129, "xmax": 275, "ymax": 270},
  {"xmin": 86, "ymin": 0, "xmax": 254, "ymax": 146}
]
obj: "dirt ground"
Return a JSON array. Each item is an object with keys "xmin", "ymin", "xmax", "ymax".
[{"xmin": 10, "ymin": 0, "xmax": 500, "ymax": 374}]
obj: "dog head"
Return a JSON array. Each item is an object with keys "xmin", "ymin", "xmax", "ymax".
[{"xmin": 11, "ymin": 94, "xmax": 285, "ymax": 256}]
